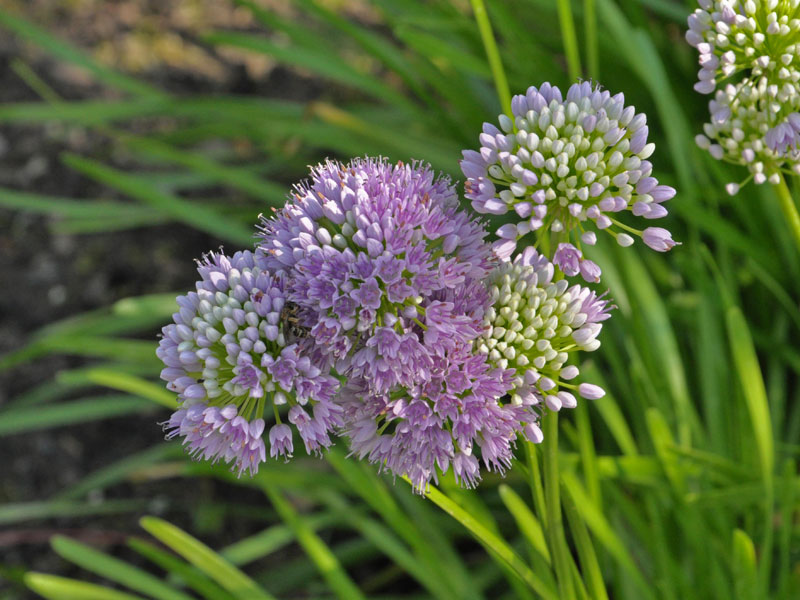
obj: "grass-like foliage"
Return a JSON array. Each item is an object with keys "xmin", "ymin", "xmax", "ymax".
[{"xmin": 0, "ymin": 1, "xmax": 798, "ymax": 599}]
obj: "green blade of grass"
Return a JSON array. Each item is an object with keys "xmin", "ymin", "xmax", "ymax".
[
  {"xmin": 0, "ymin": 9, "xmax": 163, "ymax": 99},
  {"xmin": 25, "ymin": 573, "xmax": 145, "ymax": 600},
  {"xmin": 497, "ymin": 484, "xmax": 551, "ymax": 565},
  {"xmin": 418, "ymin": 480, "xmax": 560, "ymax": 600},
  {"xmin": 127, "ymin": 538, "xmax": 236, "ymax": 600},
  {"xmin": 0, "ymin": 396, "xmax": 156, "ymax": 437},
  {"xmin": 51, "ymin": 536, "xmax": 194, "ymax": 600},
  {"xmin": 139, "ymin": 517, "xmax": 275, "ymax": 600},
  {"xmin": 561, "ymin": 471, "xmax": 656, "ymax": 600},
  {"xmin": 263, "ymin": 487, "xmax": 365, "ymax": 600},
  {"xmin": 0, "ymin": 500, "xmax": 145, "ymax": 526},
  {"xmin": 61, "ymin": 153, "xmax": 253, "ymax": 244},
  {"xmin": 116, "ymin": 134, "xmax": 285, "ymax": 206},
  {"xmin": 78, "ymin": 368, "xmax": 175, "ymax": 409}
]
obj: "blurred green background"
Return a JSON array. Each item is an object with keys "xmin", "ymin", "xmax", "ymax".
[{"xmin": 0, "ymin": 0, "xmax": 797, "ymax": 599}]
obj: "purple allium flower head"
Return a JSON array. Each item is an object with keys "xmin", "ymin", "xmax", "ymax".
[
  {"xmin": 686, "ymin": 0, "xmax": 800, "ymax": 98},
  {"xmin": 461, "ymin": 82, "xmax": 678, "ymax": 258},
  {"xmin": 476, "ymin": 249, "xmax": 611, "ymax": 414},
  {"xmin": 257, "ymin": 158, "xmax": 493, "ymax": 395},
  {"xmin": 339, "ymin": 342, "xmax": 538, "ymax": 494},
  {"xmin": 157, "ymin": 250, "xmax": 342, "ymax": 475},
  {"xmin": 697, "ymin": 80, "xmax": 800, "ymax": 191}
]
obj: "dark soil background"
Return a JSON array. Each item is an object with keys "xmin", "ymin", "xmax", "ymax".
[{"xmin": 0, "ymin": 2, "xmax": 335, "ymax": 596}]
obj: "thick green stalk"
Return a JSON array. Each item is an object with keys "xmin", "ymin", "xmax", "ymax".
[
  {"xmin": 774, "ymin": 173, "xmax": 800, "ymax": 253},
  {"xmin": 556, "ymin": 0, "xmax": 582, "ymax": 81},
  {"xmin": 469, "ymin": 0, "xmax": 512, "ymax": 115},
  {"xmin": 542, "ymin": 412, "xmax": 575, "ymax": 599}
]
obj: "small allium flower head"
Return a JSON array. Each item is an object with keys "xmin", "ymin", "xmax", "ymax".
[
  {"xmin": 476, "ymin": 248, "xmax": 611, "ymax": 413},
  {"xmin": 696, "ymin": 79, "xmax": 800, "ymax": 188},
  {"xmin": 686, "ymin": 0, "xmax": 800, "ymax": 97},
  {"xmin": 157, "ymin": 250, "xmax": 342, "ymax": 475},
  {"xmin": 257, "ymin": 158, "xmax": 492, "ymax": 394},
  {"xmin": 461, "ymin": 82, "xmax": 677, "ymax": 259}
]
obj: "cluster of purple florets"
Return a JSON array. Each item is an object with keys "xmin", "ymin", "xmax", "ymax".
[{"xmin": 158, "ymin": 84, "xmax": 675, "ymax": 492}]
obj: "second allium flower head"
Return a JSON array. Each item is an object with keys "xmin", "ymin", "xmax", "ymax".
[
  {"xmin": 157, "ymin": 77, "xmax": 672, "ymax": 491},
  {"xmin": 688, "ymin": 0, "xmax": 800, "ymax": 189},
  {"xmin": 461, "ymin": 81, "xmax": 678, "ymax": 282}
]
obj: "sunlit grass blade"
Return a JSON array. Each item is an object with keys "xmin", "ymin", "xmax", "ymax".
[
  {"xmin": 139, "ymin": 516, "xmax": 275, "ymax": 600},
  {"xmin": 418, "ymin": 480, "xmax": 560, "ymax": 600},
  {"xmin": 25, "ymin": 573, "xmax": 145, "ymax": 600},
  {"xmin": 725, "ymin": 306, "xmax": 775, "ymax": 483},
  {"xmin": 50, "ymin": 536, "xmax": 194, "ymax": 600},
  {"xmin": 220, "ymin": 513, "xmax": 338, "ymax": 566},
  {"xmin": 127, "ymin": 538, "xmax": 237, "ymax": 600},
  {"xmin": 61, "ymin": 153, "xmax": 253, "ymax": 244},
  {"xmin": 78, "ymin": 368, "xmax": 175, "ymax": 409},
  {"xmin": 732, "ymin": 529, "xmax": 759, "ymax": 600},
  {"xmin": 497, "ymin": 484, "xmax": 551, "ymax": 565},
  {"xmin": 263, "ymin": 486, "xmax": 366, "ymax": 600}
]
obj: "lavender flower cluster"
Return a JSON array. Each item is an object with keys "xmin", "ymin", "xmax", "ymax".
[
  {"xmin": 158, "ymin": 82, "xmax": 675, "ymax": 492},
  {"xmin": 461, "ymin": 81, "xmax": 679, "ymax": 284},
  {"xmin": 687, "ymin": 0, "xmax": 800, "ymax": 190}
]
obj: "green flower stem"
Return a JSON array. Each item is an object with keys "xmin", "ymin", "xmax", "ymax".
[
  {"xmin": 542, "ymin": 411, "xmax": 576, "ymax": 599},
  {"xmin": 774, "ymin": 173, "xmax": 800, "ymax": 254},
  {"xmin": 557, "ymin": 0, "xmax": 582, "ymax": 81},
  {"xmin": 469, "ymin": 0, "xmax": 512, "ymax": 116}
]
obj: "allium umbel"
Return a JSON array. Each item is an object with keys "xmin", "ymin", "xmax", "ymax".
[
  {"xmin": 477, "ymin": 248, "xmax": 611, "ymax": 413},
  {"xmin": 157, "ymin": 251, "xmax": 341, "ymax": 475},
  {"xmin": 257, "ymin": 158, "xmax": 492, "ymax": 395},
  {"xmin": 686, "ymin": 0, "xmax": 800, "ymax": 96},
  {"xmin": 461, "ymin": 82, "xmax": 678, "ymax": 266},
  {"xmin": 696, "ymin": 79, "xmax": 800, "ymax": 188},
  {"xmin": 339, "ymin": 278, "xmax": 542, "ymax": 493},
  {"xmin": 688, "ymin": 1, "xmax": 800, "ymax": 185}
]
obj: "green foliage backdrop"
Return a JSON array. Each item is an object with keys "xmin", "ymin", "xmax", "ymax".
[{"xmin": 0, "ymin": 1, "xmax": 798, "ymax": 599}]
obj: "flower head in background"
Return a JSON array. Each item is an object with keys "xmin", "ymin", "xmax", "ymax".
[
  {"xmin": 696, "ymin": 79, "xmax": 800, "ymax": 190},
  {"xmin": 157, "ymin": 250, "xmax": 341, "ymax": 475},
  {"xmin": 686, "ymin": 0, "xmax": 800, "ymax": 96},
  {"xmin": 338, "ymin": 277, "xmax": 542, "ymax": 493},
  {"xmin": 476, "ymin": 248, "xmax": 611, "ymax": 414},
  {"xmin": 688, "ymin": 1, "xmax": 800, "ymax": 190},
  {"xmin": 257, "ymin": 158, "xmax": 493, "ymax": 395},
  {"xmin": 461, "ymin": 82, "xmax": 678, "ymax": 273}
]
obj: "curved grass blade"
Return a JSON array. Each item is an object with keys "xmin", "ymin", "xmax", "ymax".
[
  {"xmin": 61, "ymin": 154, "xmax": 253, "ymax": 245},
  {"xmin": 25, "ymin": 573, "xmax": 144, "ymax": 600},
  {"xmin": 51, "ymin": 536, "xmax": 194, "ymax": 600},
  {"xmin": 139, "ymin": 517, "xmax": 275, "ymax": 600},
  {"xmin": 263, "ymin": 487, "xmax": 366, "ymax": 600},
  {"xmin": 418, "ymin": 480, "xmax": 560, "ymax": 600},
  {"xmin": 0, "ymin": 9, "xmax": 162, "ymax": 99}
]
